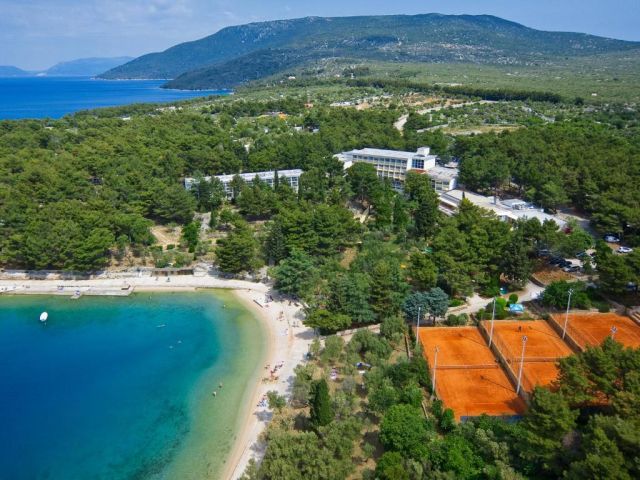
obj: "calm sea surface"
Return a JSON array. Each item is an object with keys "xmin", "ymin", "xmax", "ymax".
[
  {"xmin": 0, "ymin": 292, "xmax": 263, "ymax": 479},
  {"xmin": 0, "ymin": 77, "xmax": 228, "ymax": 119}
]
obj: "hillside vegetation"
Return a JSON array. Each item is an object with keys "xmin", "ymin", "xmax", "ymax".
[{"xmin": 99, "ymin": 14, "xmax": 640, "ymax": 90}]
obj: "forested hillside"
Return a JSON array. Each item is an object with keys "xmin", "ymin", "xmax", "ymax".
[
  {"xmin": 1, "ymin": 83, "xmax": 639, "ymax": 276},
  {"xmin": 99, "ymin": 14, "xmax": 640, "ymax": 89}
]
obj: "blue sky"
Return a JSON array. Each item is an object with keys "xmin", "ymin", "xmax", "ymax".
[{"xmin": 2, "ymin": 0, "xmax": 639, "ymax": 70}]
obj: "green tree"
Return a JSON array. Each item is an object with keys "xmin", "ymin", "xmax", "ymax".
[
  {"xmin": 328, "ymin": 272, "xmax": 375, "ymax": 325},
  {"xmin": 271, "ymin": 249, "xmax": 318, "ymax": 298},
  {"xmin": 191, "ymin": 175, "xmax": 225, "ymax": 212},
  {"xmin": 541, "ymin": 281, "xmax": 591, "ymax": 309},
  {"xmin": 215, "ymin": 222, "xmax": 260, "ymax": 273},
  {"xmin": 346, "ymin": 162, "xmax": 380, "ymax": 203},
  {"xmin": 180, "ymin": 221, "xmax": 201, "ymax": 252},
  {"xmin": 375, "ymin": 452, "xmax": 409, "ymax": 480},
  {"xmin": 407, "ymin": 251, "xmax": 437, "ymax": 290},
  {"xmin": 310, "ymin": 379, "xmax": 334, "ymax": 427},
  {"xmin": 517, "ymin": 388, "xmax": 578, "ymax": 475},
  {"xmin": 501, "ymin": 233, "xmax": 532, "ymax": 288},
  {"xmin": 369, "ymin": 259, "xmax": 409, "ymax": 319},
  {"xmin": 405, "ymin": 171, "xmax": 439, "ymax": 238},
  {"xmin": 535, "ymin": 181, "xmax": 568, "ymax": 213},
  {"xmin": 267, "ymin": 390, "xmax": 287, "ymax": 413},
  {"xmin": 596, "ymin": 242, "xmax": 634, "ymax": 294},
  {"xmin": 379, "ymin": 404, "xmax": 431, "ymax": 459},
  {"xmin": 152, "ymin": 184, "xmax": 196, "ymax": 224},
  {"xmin": 264, "ymin": 220, "xmax": 287, "ymax": 265},
  {"xmin": 305, "ymin": 309, "xmax": 352, "ymax": 334},
  {"xmin": 424, "ymin": 287, "xmax": 450, "ymax": 322},
  {"xmin": 322, "ymin": 336, "xmax": 345, "ymax": 364},
  {"xmin": 380, "ymin": 315, "xmax": 407, "ymax": 342},
  {"xmin": 564, "ymin": 427, "xmax": 631, "ymax": 480}
]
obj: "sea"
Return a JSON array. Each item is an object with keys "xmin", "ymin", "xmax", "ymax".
[
  {"xmin": 0, "ymin": 77, "xmax": 228, "ymax": 119},
  {"xmin": 0, "ymin": 292, "xmax": 264, "ymax": 479}
]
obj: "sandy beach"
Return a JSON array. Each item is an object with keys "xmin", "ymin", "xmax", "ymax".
[{"xmin": 0, "ymin": 275, "xmax": 315, "ymax": 479}]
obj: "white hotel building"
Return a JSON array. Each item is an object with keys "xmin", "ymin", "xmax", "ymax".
[
  {"xmin": 336, "ymin": 147, "xmax": 458, "ymax": 192},
  {"xmin": 184, "ymin": 169, "xmax": 303, "ymax": 199}
]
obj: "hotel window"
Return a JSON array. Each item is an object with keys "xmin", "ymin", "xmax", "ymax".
[{"xmin": 412, "ymin": 158, "xmax": 425, "ymax": 169}]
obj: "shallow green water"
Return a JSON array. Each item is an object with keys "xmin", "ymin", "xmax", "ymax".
[{"xmin": 0, "ymin": 291, "xmax": 264, "ymax": 479}]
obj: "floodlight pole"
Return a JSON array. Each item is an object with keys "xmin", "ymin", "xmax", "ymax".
[
  {"xmin": 516, "ymin": 335, "xmax": 528, "ymax": 394},
  {"xmin": 562, "ymin": 289, "xmax": 574, "ymax": 340},
  {"xmin": 489, "ymin": 297, "xmax": 496, "ymax": 347},
  {"xmin": 432, "ymin": 346, "xmax": 440, "ymax": 395},
  {"xmin": 611, "ymin": 326, "xmax": 618, "ymax": 341},
  {"xmin": 415, "ymin": 306, "xmax": 421, "ymax": 349}
]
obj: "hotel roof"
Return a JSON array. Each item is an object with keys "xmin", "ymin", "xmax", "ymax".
[
  {"xmin": 426, "ymin": 166, "xmax": 459, "ymax": 181},
  {"xmin": 347, "ymin": 148, "xmax": 419, "ymax": 159},
  {"xmin": 440, "ymin": 189, "xmax": 565, "ymax": 226}
]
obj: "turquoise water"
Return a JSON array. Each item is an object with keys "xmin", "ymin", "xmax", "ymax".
[
  {"xmin": 0, "ymin": 292, "xmax": 262, "ymax": 479},
  {"xmin": 0, "ymin": 77, "xmax": 229, "ymax": 119}
]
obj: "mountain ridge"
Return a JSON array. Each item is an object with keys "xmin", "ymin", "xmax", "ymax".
[
  {"xmin": 0, "ymin": 57, "xmax": 132, "ymax": 78},
  {"xmin": 0, "ymin": 65, "xmax": 33, "ymax": 77},
  {"xmin": 98, "ymin": 14, "xmax": 640, "ymax": 89},
  {"xmin": 45, "ymin": 57, "xmax": 133, "ymax": 77}
]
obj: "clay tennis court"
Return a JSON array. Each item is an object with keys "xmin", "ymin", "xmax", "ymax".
[
  {"xmin": 482, "ymin": 320, "xmax": 573, "ymax": 360},
  {"xmin": 480, "ymin": 320, "xmax": 573, "ymax": 392},
  {"xmin": 435, "ymin": 368, "xmax": 527, "ymax": 420},
  {"xmin": 418, "ymin": 327, "xmax": 497, "ymax": 367},
  {"xmin": 549, "ymin": 312, "xmax": 640, "ymax": 350},
  {"xmin": 418, "ymin": 327, "xmax": 525, "ymax": 420}
]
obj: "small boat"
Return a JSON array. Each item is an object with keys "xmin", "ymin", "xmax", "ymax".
[
  {"xmin": 39, "ymin": 312, "xmax": 48, "ymax": 322},
  {"xmin": 156, "ymin": 324, "xmax": 166, "ymax": 328}
]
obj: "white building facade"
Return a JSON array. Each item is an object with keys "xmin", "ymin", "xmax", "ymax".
[
  {"xmin": 184, "ymin": 169, "xmax": 303, "ymax": 199},
  {"xmin": 336, "ymin": 146, "xmax": 457, "ymax": 192},
  {"xmin": 438, "ymin": 189, "xmax": 565, "ymax": 227}
]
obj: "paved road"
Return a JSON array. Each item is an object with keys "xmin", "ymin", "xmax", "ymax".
[{"xmin": 452, "ymin": 281, "xmax": 544, "ymax": 316}]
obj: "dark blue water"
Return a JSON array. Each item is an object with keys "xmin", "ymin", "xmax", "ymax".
[
  {"xmin": 0, "ymin": 293, "xmax": 258, "ymax": 479},
  {"xmin": 0, "ymin": 77, "xmax": 228, "ymax": 119}
]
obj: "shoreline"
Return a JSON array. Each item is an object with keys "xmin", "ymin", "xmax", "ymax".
[
  {"xmin": 0, "ymin": 276, "xmax": 314, "ymax": 479},
  {"xmin": 222, "ymin": 289, "xmax": 313, "ymax": 480}
]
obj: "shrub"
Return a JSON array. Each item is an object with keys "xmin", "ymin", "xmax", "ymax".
[
  {"xmin": 449, "ymin": 298, "xmax": 465, "ymax": 308},
  {"xmin": 440, "ymin": 408, "xmax": 456, "ymax": 432},
  {"xmin": 445, "ymin": 313, "xmax": 468, "ymax": 326},
  {"xmin": 509, "ymin": 293, "xmax": 519, "ymax": 305},
  {"xmin": 322, "ymin": 335, "xmax": 345, "ymax": 364},
  {"xmin": 380, "ymin": 315, "xmax": 407, "ymax": 341},
  {"xmin": 347, "ymin": 330, "xmax": 392, "ymax": 363}
]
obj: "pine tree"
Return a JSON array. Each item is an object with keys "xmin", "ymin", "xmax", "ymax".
[{"xmin": 310, "ymin": 379, "xmax": 333, "ymax": 427}]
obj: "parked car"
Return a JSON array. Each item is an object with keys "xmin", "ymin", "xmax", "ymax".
[
  {"xmin": 537, "ymin": 249, "xmax": 551, "ymax": 257},
  {"xmin": 563, "ymin": 265, "xmax": 581, "ymax": 273},
  {"xmin": 604, "ymin": 234, "xmax": 621, "ymax": 243},
  {"xmin": 549, "ymin": 257, "xmax": 563, "ymax": 266},
  {"xmin": 618, "ymin": 246, "xmax": 633, "ymax": 254}
]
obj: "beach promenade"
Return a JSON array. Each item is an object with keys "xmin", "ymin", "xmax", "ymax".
[{"xmin": 0, "ymin": 274, "xmax": 315, "ymax": 480}]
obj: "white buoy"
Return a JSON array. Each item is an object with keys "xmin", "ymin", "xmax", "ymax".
[{"xmin": 40, "ymin": 312, "xmax": 48, "ymax": 322}]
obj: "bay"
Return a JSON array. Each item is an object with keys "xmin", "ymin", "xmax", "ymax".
[
  {"xmin": 0, "ymin": 77, "xmax": 227, "ymax": 119},
  {"xmin": 0, "ymin": 292, "xmax": 263, "ymax": 479}
]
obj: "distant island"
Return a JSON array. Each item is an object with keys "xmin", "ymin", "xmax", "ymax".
[
  {"xmin": 97, "ymin": 13, "xmax": 640, "ymax": 90},
  {"xmin": 0, "ymin": 56, "xmax": 132, "ymax": 78},
  {"xmin": 0, "ymin": 65, "xmax": 32, "ymax": 77}
]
